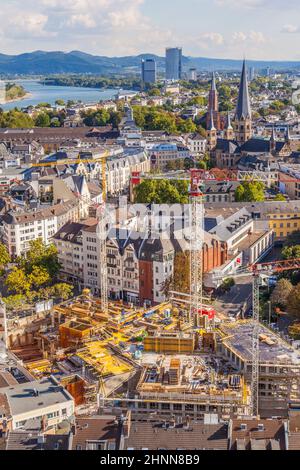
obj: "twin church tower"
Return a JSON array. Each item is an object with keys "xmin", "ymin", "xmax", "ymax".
[{"xmin": 206, "ymin": 60, "xmax": 252, "ymax": 150}]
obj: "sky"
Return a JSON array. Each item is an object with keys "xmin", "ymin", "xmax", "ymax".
[{"xmin": 1, "ymin": 0, "xmax": 300, "ymax": 60}]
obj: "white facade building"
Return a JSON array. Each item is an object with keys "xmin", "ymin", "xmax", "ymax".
[{"xmin": 1, "ymin": 376, "xmax": 74, "ymax": 431}]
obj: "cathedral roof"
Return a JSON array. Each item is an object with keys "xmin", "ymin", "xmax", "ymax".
[{"xmin": 215, "ymin": 138, "xmax": 239, "ymax": 153}]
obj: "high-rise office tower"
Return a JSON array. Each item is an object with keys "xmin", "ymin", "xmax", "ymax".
[
  {"xmin": 141, "ymin": 59, "xmax": 157, "ymax": 85},
  {"xmin": 188, "ymin": 68, "xmax": 197, "ymax": 81},
  {"xmin": 166, "ymin": 47, "xmax": 182, "ymax": 80},
  {"xmin": 249, "ymin": 67, "xmax": 255, "ymax": 82}
]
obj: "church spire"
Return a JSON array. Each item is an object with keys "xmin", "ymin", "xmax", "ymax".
[
  {"xmin": 233, "ymin": 59, "xmax": 252, "ymax": 145},
  {"xmin": 207, "ymin": 109, "xmax": 217, "ymax": 150},
  {"xmin": 235, "ymin": 59, "xmax": 252, "ymax": 120},
  {"xmin": 211, "ymin": 71, "xmax": 217, "ymax": 92},
  {"xmin": 226, "ymin": 112, "xmax": 233, "ymax": 130},
  {"xmin": 224, "ymin": 112, "xmax": 234, "ymax": 140},
  {"xmin": 206, "ymin": 72, "xmax": 220, "ymax": 130}
]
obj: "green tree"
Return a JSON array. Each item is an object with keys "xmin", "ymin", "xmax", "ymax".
[
  {"xmin": 52, "ymin": 283, "xmax": 74, "ymax": 301},
  {"xmin": 5, "ymin": 268, "xmax": 31, "ymax": 295},
  {"xmin": 50, "ymin": 117, "xmax": 61, "ymax": 128},
  {"xmin": 0, "ymin": 110, "xmax": 34, "ymax": 128},
  {"xmin": 0, "ymin": 243, "xmax": 10, "ymax": 270},
  {"xmin": 3, "ymin": 294, "xmax": 27, "ymax": 310},
  {"xmin": 28, "ymin": 266, "xmax": 51, "ymax": 290},
  {"xmin": 282, "ymin": 245, "xmax": 300, "ymax": 260},
  {"xmin": 221, "ymin": 278, "xmax": 236, "ymax": 292},
  {"xmin": 287, "ymin": 284, "xmax": 300, "ymax": 319},
  {"xmin": 134, "ymin": 179, "xmax": 188, "ymax": 204},
  {"xmin": 55, "ymin": 99, "xmax": 65, "ymax": 106},
  {"xmin": 235, "ymin": 181, "xmax": 265, "ymax": 202},
  {"xmin": 148, "ymin": 88, "xmax": 161, "ymax": 96},
  {"xmin": 176, "ymin": 118, "xmax": 197, "ymax": 134},
  {"xmin": 19, "ymin": 239, "xmax": 61, "ymax": 278},
  {"xmin": 270, "ymin": 279, "xmax": 293, "ymax": 308},
  {"xmin": 35, "ymin": 113, "xmax": 51, "ymax": 127},
  {"xmin": 274, "ymin": 193, "xmax": 287, "ymax": 201}
]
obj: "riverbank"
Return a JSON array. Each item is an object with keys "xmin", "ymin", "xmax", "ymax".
[
  {"xmin": 1, "ymin": 80, "xmax": 134, "ymax": 111},
  {"xmin": 0, "ymin": 92, "xmax": 32, "ymax": 106}
]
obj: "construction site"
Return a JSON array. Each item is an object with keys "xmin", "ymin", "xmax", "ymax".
[
  {"xmin": 2, "ymin": 286, "xmax": 300, "ymax": 421},
  {"xmin": 2, "ymin": 171, "xmax": 300, "ymax": 422}
]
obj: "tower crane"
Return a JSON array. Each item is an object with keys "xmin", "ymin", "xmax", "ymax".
[
  {"xmin": 186, "ymin": 168, "xmax": 284, "ymax": 326},
  {"xmin": 212, "ymin": 257, "xmax": 300, "ymax": 416},
  {"xmin": 31, "ymin": 151, "xmax": 110, "ymax": 314},
  {"xmin": 133, "ymin": 167, "xmax": 298, "ymax": 416}
]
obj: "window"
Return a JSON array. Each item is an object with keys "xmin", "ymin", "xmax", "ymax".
[
  {"xmin": 86, "ymin": 441, "xmax": 107, "ymax": 450},
  {"xmin": 173, "ymin": 404, "xmax": 182, "ymax": 411}
]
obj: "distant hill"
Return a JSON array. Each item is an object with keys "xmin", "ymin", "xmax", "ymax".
[{"xmin": 0, "ymin": 50, "xmax": 300, "ymax": 75}]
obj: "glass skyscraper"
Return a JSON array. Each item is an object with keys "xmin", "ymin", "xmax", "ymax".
[
  {"xmin": 165, "ymin": 47, "xmax": 182, "ymax": 81},
  {"xmin": 141, "ymin": 59, "xmax": 157, "ymax": 84}
]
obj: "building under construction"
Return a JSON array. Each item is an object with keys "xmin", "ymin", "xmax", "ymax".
[
  {"xmin": 3, "ymin": 292, "xmax": 300, "ymax": 420},
  {"xmin": 218, "ymin": 320, "xmax": 300, "ymax": 418},
  {"xmin": 101, "ymin": 353, "xmax": 250, "ymax": 420}
]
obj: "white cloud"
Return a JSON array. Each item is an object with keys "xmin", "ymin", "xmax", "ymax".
[
  {"xmin": 8, "ymin": 13, "xmax": 50, "ymax": 38},
  {"xmin": 202, "ymin": 32, "xmax": 224, "ymax": 46},
  {"xmin": 0, "ymin": 0, "xmax": 298, "ymax": 60},
  {"xmin": 281, "ymin": 24, "xmax": 300, "ymax": 34}
]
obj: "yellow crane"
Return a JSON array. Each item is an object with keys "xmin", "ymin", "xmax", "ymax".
[
  {"xmin": 30, "ymin": 150, "xmax": 110, "ymax": 201},
  {"xmin": 31, "ymin": 150, "xmax": 110, "ymax": 313}
]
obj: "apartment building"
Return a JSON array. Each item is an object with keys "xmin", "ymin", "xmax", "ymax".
[
  {"xmin": 54, "ymin": 219, "xmax": 227, "ymax": 306},
  {"xmin": 186, "ymin": 133, "xmax": 207, "ymax": 156},
  {"xmin": 2, "ymin": 199, "xmax": 81, "ymax": 257},
  {"xmin": 255, "ymin": 201, "xmax": 300, "ymax": 240},
  {"xmin": 53, "ymin": 220, "xmax": 98, "ymax": 289},
  {"xmin": 0, "ymin": 376, "xmax": 74, "ymax": 431},
  {"xmin": 279, "ymin": 164, "xmax": 300, "ymax": 200},
  {"xmin": 207, "ymin": 201, "xmax": 300, "ymax": 242},
  {"xmin": 204, "ymin": 207, "xmax": 274, "ymax": 288},
  {"xmin": 106, "ymin": 149, "xmax": 150, "ymax": 196},
  {"xmin": 149, "ymin": 143, "xmax": 190, "ymax": 171}
]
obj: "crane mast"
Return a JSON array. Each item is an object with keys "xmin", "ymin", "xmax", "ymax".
[
  {"xmin": 99, "ymin": 157, "xmax": 109, "ymax": 315},
  {"xmin": 252, "ymin": 274, "xmax": 260, "ymax": 417},
  {"xmin": 98, "ymin": 207, "xmax": 109, "ymax": 315},
  {"xmin": 189, "ymin": 170, "xmax": 205, "ymax": 325}
]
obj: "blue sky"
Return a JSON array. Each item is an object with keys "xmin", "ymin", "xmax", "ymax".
[{"xmin": 1, "ymin": 0, "xmax": 300, "ymax": 59}]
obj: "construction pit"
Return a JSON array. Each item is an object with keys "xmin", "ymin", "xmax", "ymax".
[{"xmin": 6, "ymin": 294, "xmax": 300, "ymax": 419}]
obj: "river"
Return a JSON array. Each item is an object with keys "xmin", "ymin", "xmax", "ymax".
[{"xmin": 1, "ymin": 80, "xmax": 135, "ymax": 110}]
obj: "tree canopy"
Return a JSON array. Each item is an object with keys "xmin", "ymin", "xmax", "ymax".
[
  {"xmin": 135, "ymin": 179, "xmax": 189, "ymax": 204},
  {"xmin": 2, "ymin": 239, "xmax": 73, "ymax": 309},
  {"xmin": 270, "ymin": 279, "xmax": 293, "ymax": 308},
  {"xmin": 287, "ymin": 284, "xmax": 300, "ymax": 320},
  {"xmin": 235, "ymin": 181, "xmax": 265, "ymax": 202}
]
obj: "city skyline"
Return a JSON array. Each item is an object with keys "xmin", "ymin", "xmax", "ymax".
[{"xmin": 0, "ymin": 0, "xmax": 300, "ymax": 60}]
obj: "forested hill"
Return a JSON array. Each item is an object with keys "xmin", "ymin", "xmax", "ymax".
[{"xmin": 1, "ymin": 50, "xmax": 300, "ymax": 75}]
